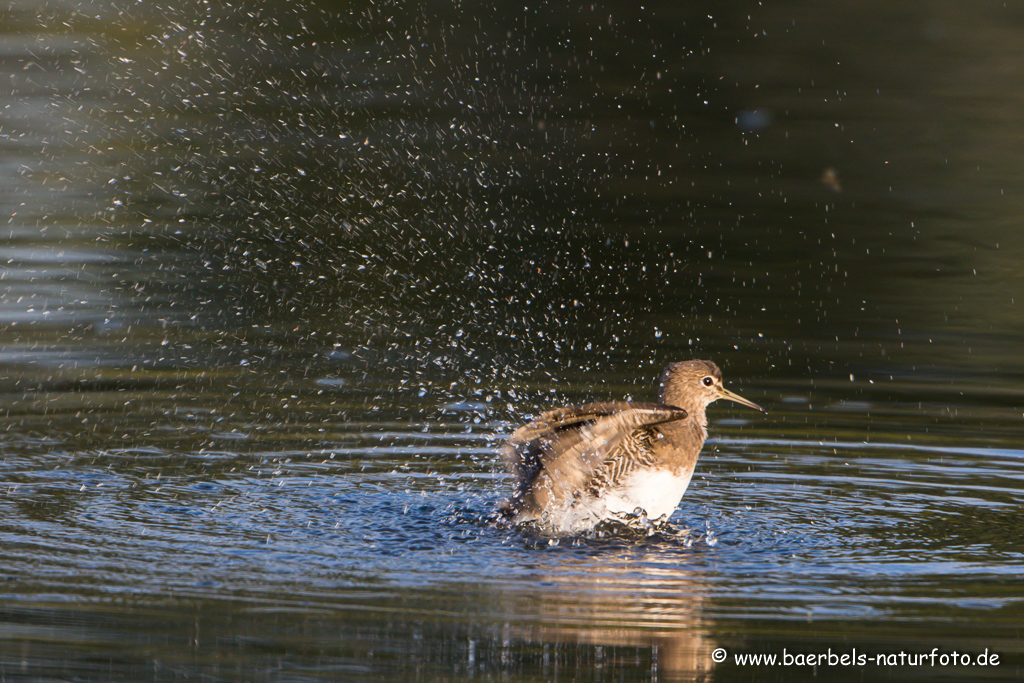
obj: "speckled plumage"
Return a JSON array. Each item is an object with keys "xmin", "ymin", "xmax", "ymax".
[{"xmin": 502, "ymin": 360, "xmax": 763, "ymax": 534}]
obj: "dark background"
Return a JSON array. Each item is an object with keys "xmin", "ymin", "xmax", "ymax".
[{"xmin": 1, "ymin": 1, "xmax": 1023, "ymax": 680}]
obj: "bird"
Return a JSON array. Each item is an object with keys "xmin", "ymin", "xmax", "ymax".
[{"xmin": 501, "ymin": 360, "xmax": 764, "ymax": 534}]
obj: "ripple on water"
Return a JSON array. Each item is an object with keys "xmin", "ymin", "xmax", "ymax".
[{"xmin": 3, "ymin": 416, "xmax": 1024, "ymax": 627}]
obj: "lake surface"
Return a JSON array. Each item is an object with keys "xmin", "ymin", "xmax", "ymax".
[{"xmin": 1, "ymin": 1, "xmax": 1023, "ymax": 680}]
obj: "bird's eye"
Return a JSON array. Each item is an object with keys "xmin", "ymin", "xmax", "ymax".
[{"xmin": 702, "ymin": 376, "xmax": 714, "ymax": 387}]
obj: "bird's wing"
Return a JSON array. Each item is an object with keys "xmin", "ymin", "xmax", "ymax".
[
  {"xmin": 505, "ymin": 401, "xmax": 640, "ymax": 444},
  {"xmin": 502, "ymin": 402, "xmax": 688, "ymax": 518},
  {"xmin": 502, "ymin": 401, "xmax": 652, "ymax": 481}
]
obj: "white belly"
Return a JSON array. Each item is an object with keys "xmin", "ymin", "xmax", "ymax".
[
  {"xmin": 526, "ymin": 468, "xmax": 696, "ymax": 535},
  {"xmin": 601, "ymin": 468, "xmax": 694, "ymax": 520}
]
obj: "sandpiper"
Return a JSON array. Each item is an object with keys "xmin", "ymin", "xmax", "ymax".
[{"xmin": 502, "ymin": 360, "xmax": 763, "ymax": 534}]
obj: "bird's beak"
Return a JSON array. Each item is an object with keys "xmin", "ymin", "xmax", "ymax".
[{"xmin": 718, "ymin": 386, "xmax": 765, "ymax": 412}]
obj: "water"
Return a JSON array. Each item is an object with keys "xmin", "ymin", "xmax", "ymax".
[{"xmin": 2, "ymin": 0, "xmax": 1024, "ymax": 680}]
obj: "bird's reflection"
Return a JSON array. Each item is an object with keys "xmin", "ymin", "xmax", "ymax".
[{"xmin": 492, "ymin": 538, "xmax": 717, "ymax": 681}]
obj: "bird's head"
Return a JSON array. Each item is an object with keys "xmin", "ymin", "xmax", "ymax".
[{"xmin": 658, "ymin": 360, "xmax": 763, "ymax": 414}]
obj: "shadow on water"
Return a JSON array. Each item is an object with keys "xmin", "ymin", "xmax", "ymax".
[{"xmin": 1, "ymin": 0, "xmax": 1024, "ymax": 680}]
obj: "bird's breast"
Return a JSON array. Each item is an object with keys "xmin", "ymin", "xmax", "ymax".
[{"xmin": 654, "ymin": 420, "xmax": 708, "ymax": 456}]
